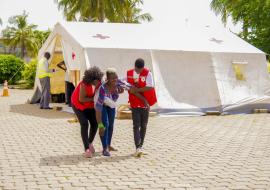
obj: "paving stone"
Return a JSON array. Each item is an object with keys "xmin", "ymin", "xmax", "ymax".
[{"xmin": 1, "ymin": 89, "xmax": 270, "ymax": 190}]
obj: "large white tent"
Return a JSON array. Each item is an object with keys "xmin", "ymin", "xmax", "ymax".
[{"xmin": 31, "ymin": 22, "xmax": 270, "ymax": 115}]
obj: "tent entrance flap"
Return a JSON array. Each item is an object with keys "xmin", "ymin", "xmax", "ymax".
[
  {"xmin": 50, "ymin": 52, "xmax": 65, "ymax": 94},
  {"xmin": 70, "ymin": 70, "xmax": 80, "ymax": 87}
]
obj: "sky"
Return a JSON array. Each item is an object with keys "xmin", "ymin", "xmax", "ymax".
[{"xmin": 0, "ymin": 0, "xmax": 241, "ymax": 33}]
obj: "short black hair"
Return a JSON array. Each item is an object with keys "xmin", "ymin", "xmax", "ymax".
[
  {"xmin": 83, "ymin": 66, "xmax": 104, "ymax": 84},
  {"xmin": 44, "ymin": 52, "xmax": 51, "ymax": 59},
  {"xmin": 135, "ymin": 58, "xmax": 145, "ymax": 69}
]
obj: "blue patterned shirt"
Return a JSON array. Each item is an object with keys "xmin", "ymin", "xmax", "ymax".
[{"xmin": 95, "ymin": 80, "xmax": 131, "ymax": 111}]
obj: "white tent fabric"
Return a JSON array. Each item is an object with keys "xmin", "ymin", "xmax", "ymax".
[
  {"xmin": 31, "ymin": 22, "xmax": 270, "ymax": 115},
  {"xmin": 58, "ymin": 22, "xmax": 263, "ymax": 53}
]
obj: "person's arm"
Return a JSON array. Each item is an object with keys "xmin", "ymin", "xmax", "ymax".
[
  {"xmin": 95, "ymin": 110, "xmax": 105, "ymax": 136},
  {"xmin": 56, "ymin": 61, "xmax": 66, "ymax": 71},
  {"xmin": 79, "ymin": 84, "xmax": 94, "ymax": 103},
  {"xmin": 44, "ymin": 60, "xmax": 50, "ymax": 73},
  {"xmin": 117, "ymin": 79, "xmax": 132, "ymax": 91},
  {"xmin": 116, "ymin": 86, "xmax": 125, "ymax": 94},
  {"xmin": 95, "ymin": 86, "xmax": 106, "ymax": 136},
  {"xmin": 133, "ymin": 92, "xmax": 150, "ymax": 110},
  {"xmin": 45, "ymin": 59, "xmax": 56, "ymax": 73},
  {"xmin": 95, "ymin": 110, "xmax": 102, "ymax": 124},
  {"xmin": 134, "ymin": 86, "xmax": 153, "ymax": 93}
]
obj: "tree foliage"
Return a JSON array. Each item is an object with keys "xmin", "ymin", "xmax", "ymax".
[
  {"xmin": 33, "ymin": 30, "xmax": 51, "ymax": 51},
  {"xmin": 1, "ymin": 12, "xmax": 51, "ymax": 59},
  {"xmin": 2, "ymin": 11, "xmax": 38, "ymax": 58},
  {"xmin": 22, "ymin": 59, "xmax": 37, "ymax": 87},
  {"xmin": 210, "ymin": 0, "xmax": 270, "ymax": 55},
  {"xmin": 55, "ymin": 0, "xmax": 152, "ymax": 23},
  {"xmin": 0, "ymin": 54, "xmax": 24, "ymax": 84},
  {"xmin": 106, "ymin": 0, "xmax": 152, "ymax": 23}
]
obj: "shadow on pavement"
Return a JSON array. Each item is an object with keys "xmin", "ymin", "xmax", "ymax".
[
  {"xmin": 9, "ymin": 103, "xmax": 73, "ymax": 119},
  {"xmin": 39, "ymin": 153, "xmax": 134, "ymax": 166}
]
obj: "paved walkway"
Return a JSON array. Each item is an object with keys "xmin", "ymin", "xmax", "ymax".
[{"xmin": 1, "ymin": 89, "xmax": 270, "ymax": 190}]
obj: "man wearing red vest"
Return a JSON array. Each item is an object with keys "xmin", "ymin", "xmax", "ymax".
[{"xmin": 127, "ymin": 58, "xmax": 157, "ymax": 157}]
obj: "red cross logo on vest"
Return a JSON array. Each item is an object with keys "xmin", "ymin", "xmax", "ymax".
[{"xmin": 92, "ymin": 33, "xmax": 110, "ymax": 40}]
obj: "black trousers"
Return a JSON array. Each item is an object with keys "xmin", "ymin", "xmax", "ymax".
[
  {"xmin": 72, "ymin": 105, "xmax": 98, "ymax": 150},
  {"xmin": 65, "ymin": 81, "xmax": 75, "ymax": 107},
  {"xmin": 131, "ymin": 108, "xmax": 149, "ymax": 149}
]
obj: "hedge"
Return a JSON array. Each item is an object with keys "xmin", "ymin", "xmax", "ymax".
[
  {"xmin": 0, "ymin": 54, "xmax": 24, "ymax": 84},
  {"xmin": 22, "ymin": 59, "xmax": 37, "ymax": 87}
]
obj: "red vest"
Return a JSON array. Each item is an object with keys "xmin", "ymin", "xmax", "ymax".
[
  {"xmin": 71, "ymin": 81, "xmax": 95, "ymax": 111},
  {"xmin": 127, "ymin": 68, "xmax": 157, "ymax": 108}
]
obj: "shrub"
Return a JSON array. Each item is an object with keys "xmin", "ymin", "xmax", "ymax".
[
  {"xmin": 0, "ymin": 54, "xmax": 24, "ymax": 84},
  {"xmin": 22, "ymin": 59, "xmax": 37, "ymax": 87}
]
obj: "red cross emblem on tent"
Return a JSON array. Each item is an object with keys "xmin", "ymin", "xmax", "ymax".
[
  {"xmin": 72, "ymin": 52, "xmax": 76, "ymax": 60},
  {"xmin": 209, "ymin": 37, "xmax": 223, "ymax": 44},
  {"xmin": 92, "ymin": 33, "xmax": 110, "ymax": 40}
]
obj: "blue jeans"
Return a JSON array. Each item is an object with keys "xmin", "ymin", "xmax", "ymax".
[{"xmin": 100, "ymin": 106, "xmax": 116, "ymax": 150}]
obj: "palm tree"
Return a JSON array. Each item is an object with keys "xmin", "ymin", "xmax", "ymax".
[
  {"xmin": 55, "ymin": 0, "xmax": 152, "ymax": 23},
  {"xmin": 107, "ymin": 0, "xmax": 153, "ymax": 23},
  {"xmin": 2, "ymin": 12, "xmax": 38, "ymax": 58},
  {"xmin": 210, "ymin": 0, "xmax": 234, "ymax": 25},
  {"xmin": 33, "ymin": 30, "xmax": 51, "ymax": 50},
  {"xmin": 55, "ymin": 0, "xmax": 106, "ymax": 22}
]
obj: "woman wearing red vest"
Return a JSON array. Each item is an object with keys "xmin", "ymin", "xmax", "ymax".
[
  {"xmin": 127, "ymin": 58, "xmax": 157, "ymax": 157},
  {"xmin": 71, "ymin": 67, "xmax": 104, "ymax": 158}
]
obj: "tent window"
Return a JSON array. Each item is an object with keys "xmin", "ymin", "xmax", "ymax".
[{"xmin": 232, "ymin": 61, "xmax": 247, "ymax": 81}]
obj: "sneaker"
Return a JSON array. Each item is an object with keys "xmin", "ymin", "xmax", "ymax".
[
  {"xmin": 135, "ymin": 148, "xmax": 143, "ymax": 157},
  {"xmin": 84, "ymin": 149, "xmax": 93, "ymax": 158},
  {"xmin": 43, "ymin": 107, "xmax": 53, "ymax": 110},
  {"xmin": 102, "ymin": 150, "xmax": 111, "ymax": 157},
  {"xmin": 89, "ymin": 144, "xmax": 95, "ymax": 154}
]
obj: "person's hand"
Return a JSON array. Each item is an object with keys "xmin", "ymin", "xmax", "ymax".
[
  {"xmin": 88, "ymin": 96, "xmax": 94, "ymax": 102},
  {"xmin": 118, "ymin": 86, "xmax": 124, "ymax": 94},
  {"xmin": 99, "ymin": 128, "xmax": 105, "ymax": 136},
  {"xmin": 98, "ymin": 123, "xmax": 105, "ymax": 136},
  {"xmin": 130, "ymin": 86, "xmax": 138, "ymax": 94},
  {"xmin": 144, "ymin": 101, "xmax": 150, "ymax": 111}
]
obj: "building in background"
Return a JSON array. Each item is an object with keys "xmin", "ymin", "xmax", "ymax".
[{"xmin": 0, "ymin": 35, "xmax": 30, "ymax": 62}]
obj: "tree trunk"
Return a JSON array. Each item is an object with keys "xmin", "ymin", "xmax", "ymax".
[
  {"xmin": 21, "ymin": 41, "xmax": 25, "ymax": 59},
  {"xmin": 242, "ymin": 19, "xmax": 249, "ymax": 40},
  {"xmin": 98, "ymin": 0, "xmax": 105, "ymax": 22}
]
